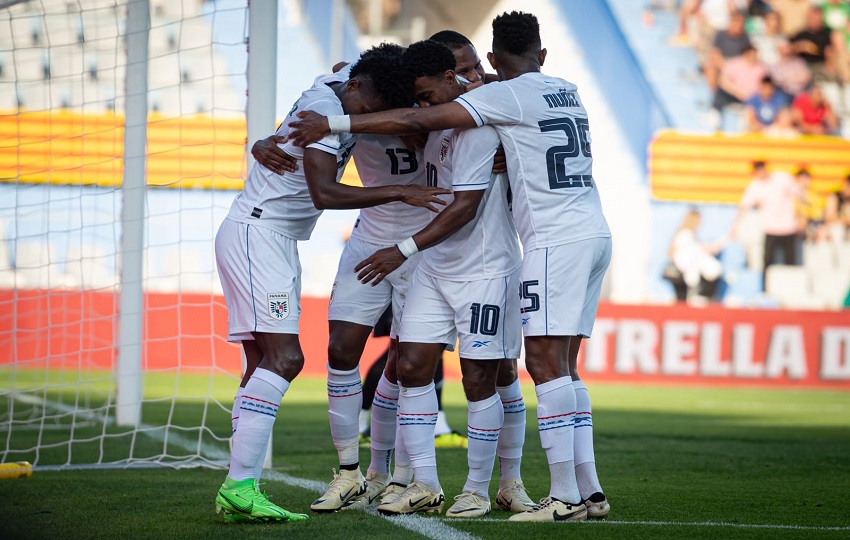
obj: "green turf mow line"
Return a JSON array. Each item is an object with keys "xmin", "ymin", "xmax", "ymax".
[{"xmin": 443, "ymin": 517, "xmax": 850, "ymax": 531}]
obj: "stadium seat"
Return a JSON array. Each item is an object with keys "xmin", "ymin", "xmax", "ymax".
[
  {"xmin": 803, "ymin": 241, "xmax": 835, "ymax": 273},
  {"xmin": 811, "ymin": 268, "xmax": 850, "ymax": 310},
  {"xmin": 838, "ymin": 241, "xmax": 850, "ymax": 273},
  {"xmin": 765, "ymin": 265, "xmax": 820, "ymax": 309}
]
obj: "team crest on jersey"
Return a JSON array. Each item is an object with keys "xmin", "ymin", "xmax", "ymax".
[
  {"xmin": 439, "ymin": 136, "xmax": 450, "ymax": 163},
  {"xmin": 268, "ymin": 293, "xmax": 289, "ymax": 320}
]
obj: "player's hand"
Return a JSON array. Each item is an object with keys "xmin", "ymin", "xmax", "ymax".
[
  {"xmin": 400, "ymin": 133, "xmax": 429, "ymax": 151},
  {"xmin": 288, "ymin": 111, "xmax": 331, "ymax": 147},
  {"xmin": 355, "ymin": 247, "xmax": 406, "ymax": 286},
  {"xmin": 491, "ymin": 145, "xmax": 507, "ymax": 175},
  {"xmin": 398, "ymin": 185, "xmax": 451, "ymax": 212},
  {"xmin": 252, "ymin": 136, "xmax": 297, "ymax": 174}
]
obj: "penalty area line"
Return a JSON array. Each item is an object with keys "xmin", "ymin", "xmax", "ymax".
[{"xmin": 441, "ymin": 517, "xmax": 850, "ymax": 531}]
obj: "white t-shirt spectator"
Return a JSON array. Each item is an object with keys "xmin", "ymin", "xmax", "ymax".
[{"xmin": 740, "ymin": 172, "xmax": 801, "ymax": 236}]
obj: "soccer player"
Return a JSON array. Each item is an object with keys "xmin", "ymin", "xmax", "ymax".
[
  {"xmin": 287, "ymin": 11, "xmax": 612, "ymax": 522},
  {"xmin": 354, "ymin": 39, "xmax": 531, "ymax": 518},
  {"xmin": 213, "ymin": 45, "xmax": 448, "ymax": 523}
]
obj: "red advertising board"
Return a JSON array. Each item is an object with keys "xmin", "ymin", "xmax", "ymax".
[{"xmin": 1, "ymin": 290, "xmax": 848, "ymax": 388}]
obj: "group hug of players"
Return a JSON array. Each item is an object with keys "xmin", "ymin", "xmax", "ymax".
[{"xmin": 213, "ymin": 11, "xmax": 612, "ymax": 524}]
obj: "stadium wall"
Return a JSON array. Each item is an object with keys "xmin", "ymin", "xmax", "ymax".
[
  {"xmin": 554, "ymin": 0, "xmax": 670, "ymax": 168},
  {"xmin": 3, "ymin": 289, "xmax": 848, "ymax": 389}
]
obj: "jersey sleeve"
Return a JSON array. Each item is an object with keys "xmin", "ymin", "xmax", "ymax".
[
  {"xmin": 450, "ymin": 126, "xmax": 500, "ymax": 192},
  {"xmin": 454, "ymin": 82, "xmax": 522, "ymax": 127}
]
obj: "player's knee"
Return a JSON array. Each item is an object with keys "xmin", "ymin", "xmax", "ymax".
[
  {"xmin": 396, "ymin": 357, "xmax": 430, "ymax": 387},
  {"xmin": 264, "ymin": 349, "xmax": 304, "ymax": 381},
  {"xmin": 496, "ymin": 360, "xmax": 519, "ymax": 387},
  {"xmin": 327, "ymin": 339, "xmax": 360, "ymax": 371}
]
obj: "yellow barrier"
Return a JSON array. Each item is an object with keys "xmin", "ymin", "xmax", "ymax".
[
  {"xmin": 0, "ymin": 110, "xmax": 361, "ymax": 189},
  {"xmin": 648, "ymin": 130, "xmax": 850, "ymax": 205}
]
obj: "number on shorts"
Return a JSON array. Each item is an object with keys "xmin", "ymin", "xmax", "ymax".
[
  {"xmin": 470, "ymin": 303, "xmax": 500, "ymax": 336},
  {"xmin": 520, "ymin": 281, "xmax": 540, "ymax": 314}
]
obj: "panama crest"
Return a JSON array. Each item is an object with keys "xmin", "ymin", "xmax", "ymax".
[
  {"xmin": 268, "ymin": 292, "xmax": 289, "ymax": 320},
  {"xmin": 439, "ymin": 136, "xmax": 450, "ymax": 163}
]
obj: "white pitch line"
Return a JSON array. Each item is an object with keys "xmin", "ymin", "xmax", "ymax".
[
  {"xmin": 14, "ymin": 394, "xmax": 477, "ymax": 540},
  {"xmin": 438, "ymin": 517, "xmax": 850, "ymax": 531},
  {"xmin": 263, "ymin": 469, "xmax": 479, "ymax": 540}
]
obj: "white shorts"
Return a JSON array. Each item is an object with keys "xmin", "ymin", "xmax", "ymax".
[
  {"xmin": 398, "ymin": 267, "xmax": 521, "ymax": 360},
  {"xmin": 327, "ymin": 237, "xmax": 421, "ymax": 337},
  {"xmin": 520, "ymin": 237, "xmax": 611, "ymax": 338},
  {"xmin": 215, "ymin": 218, "xmax": 301, "ymax": 341}
]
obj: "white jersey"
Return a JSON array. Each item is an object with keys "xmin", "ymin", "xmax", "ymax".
[
  {"xmin": 227, "ymin": 72, "xmax": 357, "ymax": 240},
  {"xmin": 455, "ymin": 72, "xmax": 611, "ymax": 251},
  {"xmin": 329, "ymin": 63, "xmax": 430, "ymax": 243},
  {"xmin": 349, "ymin": 135, "xmax": 430, "ymax": 243},
  {"xmin": 417, "ymin": 125, "xmax": 521, "ymax": 282}
]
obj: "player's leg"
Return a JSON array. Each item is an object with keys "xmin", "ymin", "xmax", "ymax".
[
  {"xmin": 510, "ymin": 244, "xmax": 599, "ymax": 523},
  {"xmin": 569, "ymin": 339, "xmax": 609, "ymax": 519},
  {"xmin": 569, "ymin": 237, "xmax": 612, "ymax": 519},
  {"xmin": 359, "ymin": 346, "xmax": 389, "ymax": 437},
  {"xmin": 494, "ymin": 357, "xmax": 535, "ymax": 512},
  {"xmin": 377, "ymin": 340, "xmax": 446, "ymax": 515},
  {"xmin": 214, "ymin": 220, "xmax": 307, "ymax": 522},
  {"xmin": 313, "ymin": 238, "xmax": 396, "ymax": 512},
  {"xmin": 433, "ymin": 354, "xmax": 468, "ymax": 448},
  {"xmin": 446, "ymin": 357, "xmax": 501, "ymax": 518}
]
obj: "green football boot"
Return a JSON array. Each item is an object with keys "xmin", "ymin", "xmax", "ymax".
[{"xmin": 216, "ymin": 477, "xmax": 308, "ymax": 523}]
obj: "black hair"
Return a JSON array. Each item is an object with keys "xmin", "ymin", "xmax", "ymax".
[
  {"xmin": 349, "ymin": 43, "xmax": 414, "ymax": 108},
  {"xmin": 428, "ymin": 30, "xmax": 472, "ymax": 51},
  {"xmin": 761, "ymin": 75, "xmax": 774, "ymax": 85},
  {"xmin": 752, "ymin": 160, "xmax": 767, "ymax": 170},
  {"xmin": 492, "ymin": 11, "xmax": 541, "ymax": 56},
  {"xmin": 795, "ymin": 166, "xmax": 810, "ymax": 177},
  {"xmin": 402, "ymin": 40, "xmax": 456, "ymax": 80}
]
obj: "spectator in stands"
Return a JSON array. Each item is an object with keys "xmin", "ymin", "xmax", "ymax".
[
  {"xmin": 707, "ymin": 10, "xmax": 752, "ymax": 91},
  {"xmin": 823, "ymin": 0, "xmax": 850, "ymax": 83},
  {"xmin": 794, "ymin": 167, "xmax": 826, "ymax": 247},
  {"xmin": 772, "ymin": 0, "xmax": 814, "ymax": 37},
  {"xmin": 791, "ymin": 84, "xmax": 841, "ymax": 134},
  {"xmin": 745, "ymin": 75, "xmax": 791, "ymax": 132},
  {"xmin": 771, "ymin": 39, "xmax": 813, "ymax": 98},
  {"xmin": 733, "ymin": 160, "xmax": 802, "ymax": 288},
  {"xmin": 752, "ymin": 10, "xmax": 785, "ymax": 67},
  {"xmin": 790, "ymin": 5, "xmax": 838, "ymax": 82},
  {"xmin": 667, "ymin": 209, "xmax": 724, "ymax": 304},
  {"xmin": 825, "ymin": 173, "xmax": 850, "ymax": 241},
  {"xmin": 713, "ymin": 45, "xmax": 769, "ymax": 120}
]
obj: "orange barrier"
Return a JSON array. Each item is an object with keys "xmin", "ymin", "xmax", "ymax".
[
  {"xmin": 0, "ymin": 110, "xmax": 362, "ymax": 189},
  {"xmin": 648, "ymin": 130, "xmax": 850, "ymax": 204},
  {"xmin": 2, "ymin": 290, "xmax": 848, "ymax": 388}
]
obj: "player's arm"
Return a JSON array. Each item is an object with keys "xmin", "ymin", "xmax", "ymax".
[
  {"xmin": 303, "ymin": 148, "xmax": 449, "ymax": 211},
  {"xmin": 288, "ymin": 102, "xmax": 477, "ymax": 147},
  {"xmin": 251, "ymin": 136, "xmax": 298, "ymax": 174},
  {"xmin": 354, "ymin": 188, "xmax": 486, "ymax": 285}
]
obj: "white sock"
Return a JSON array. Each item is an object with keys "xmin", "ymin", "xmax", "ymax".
[
  {"xmin": 434, "ymin": 410, "xmax": 452, "ymax": 436},
  {"xmin": 573, "ymin": 380, "xmax": 603, "ymax": 498},
  {"xmin": 399, "ymin": 383, "xmax": 440, "ymax": 491},
  {"xmin": 391, "ymin": 420, "xmax": 412, "ymax": 485},
  {"xmin": 496, "ymin": 379, "xmax": 526, "ymax": 484},
  {"xmin": 463, "ymin": 393, "xmax": 502, "ymax": 498},
  {"xmin": 231, "ymin": 387, "xmax": 244, "ymax": 434},
  {"xmin": 535, "ymin": 376, "xmax": 580, "ymax": 504},
  {"xmin": 359, "ymin": 409, "xmax": 370, "ymax": 435},
  {"xmin": 228, "ymin": 368, "xmax": 288, "ymax": 481},
  {"xmin": 368, "ymin": 374, "xmax": 398, "ymax": 475},
  {"xmin": 327, "ymin": 364, "xmax": 363, "ymax": 467}
]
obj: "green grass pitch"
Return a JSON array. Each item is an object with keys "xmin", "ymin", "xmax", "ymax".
[{"xmin": 1, "ymin": 374, "xmax": 849, "ymax": 539}]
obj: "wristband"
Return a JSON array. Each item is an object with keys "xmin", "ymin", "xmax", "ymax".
[
  {"xmin": 327, "ymin": 115, "xmax": 351, "ymax": 134},
  {"xmin": 396, "ymin": 237, "xmax": 419, "ymax": 259}
]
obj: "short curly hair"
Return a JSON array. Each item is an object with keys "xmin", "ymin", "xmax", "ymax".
[
  {"xmin": 401, "ymin": 39, "xmax": 456, "ymax": 80},
  {"xmin": 349, "ymin": 43, "xmax": 414, "ymax": 109},
  {"xmin": 428, "ymin": 30, "xmax": 472, "ymax": 52},
  {"xmin": 492, "ymin": 11, "xmax": 541, "ymax": 56}
]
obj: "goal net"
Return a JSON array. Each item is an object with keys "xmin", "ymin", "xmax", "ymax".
[{"xmin": 0, "ymin": 0, "xmax": 255, "ymax": 469}]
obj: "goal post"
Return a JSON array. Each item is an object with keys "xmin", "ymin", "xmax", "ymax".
[{"xmin": 116, "ymin": 0, "xmax": 150, "ymax": 428}]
